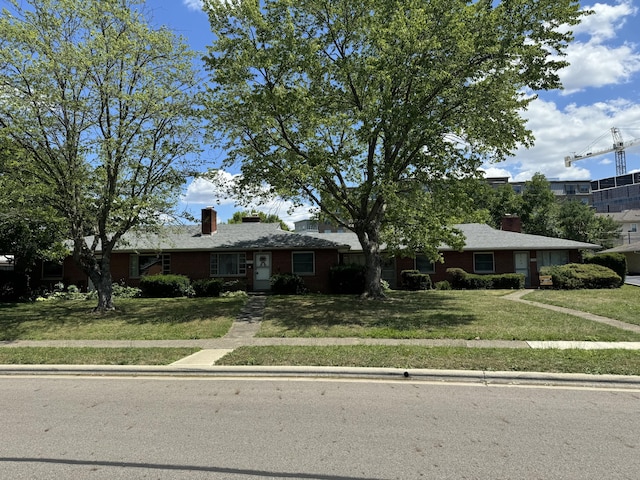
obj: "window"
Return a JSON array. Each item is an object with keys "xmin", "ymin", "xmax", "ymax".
[
  {"xmin": 130, "ymin": 254, "xmax": 170, "ymax": 278},
  {"xmin": 42, "ymin": 260, "xmax": 63, "ymax": 279},
  {"xmin": 538, "ymin": 250, "xmax": 569, "ymax": 267},
  {"xmin": 0, "ymin": 255, "xmax": 14, "ymax": 271},
  {"xmin": 343, "ymin": 254, "xmax": 365, "ymax": 266},
  {"xmin": 630, "ymin": 224, "xmax": 638, "ymax": 233},
  {"xmin": 415, "ymin": 255, "xmax": 435, "ymax": 274},
  {"xmin": 292, "ymin": 252, "xmax": 315, "ymax": 275},
  {"xmin": 473, "ymin": 253, "xmax": 494, "ymax": 273},
  {"xmin": 210, "ymin": 253, "xmax": 246, "ymax": 276}
]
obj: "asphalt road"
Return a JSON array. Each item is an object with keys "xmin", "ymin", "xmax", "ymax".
[{"xmin": 1, "ymin": 375, "xmax": 639, "ymax": 479}]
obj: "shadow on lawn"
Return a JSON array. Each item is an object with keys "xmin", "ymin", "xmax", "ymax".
[{"xmin": 267, "ymin": 291, "xmax": 478, "ymax": 333}]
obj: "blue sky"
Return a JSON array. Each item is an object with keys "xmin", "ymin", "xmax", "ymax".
[{"xmin": 146, "ymin": 0, "xmax": 640, "ymax": 226}]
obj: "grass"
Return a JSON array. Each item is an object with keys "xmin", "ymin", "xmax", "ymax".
[
  {"xmin": 0, "ymin": 347, "xmax": 199, "ymax": 365},
  {"xmin": 523, "ymin": 285, "xmax": 640, "ymax": 325},
  {"xmin": 0, "ymin": 296, "xmax": 245, "ymax": 341},
  {"xmin": 258, "ymin": 290, "xmax": 640, "ymax": 341},
  {"xmin": 217, "ymin": 345, "xmax": 640, "ymax": 376}
]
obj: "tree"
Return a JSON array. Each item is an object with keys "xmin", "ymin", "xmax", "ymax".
[
  {"xmin": 0, "ymin": 0, "xmax": 202, "ymax": 310},
  {"xmin": 557, "ymin": 200, "xmax": 620, "ymax": 248},
  {"xmin": 203, "ymin": 0, "xmax": 583, "ymax": 298},
  {"xmin": 483, "ymin": 183, "xmax": 524, "ymax": 230},
  {"xmin": 227, "ymin": 211, "xmax": 290, "ymax": 231},
  {"xmin": 520, "ymin": 173, "xmax": 558, "ymax": 236},
  {"xmin": 0, "ymin": 138, "xmax": 67, "ymax": 298}
]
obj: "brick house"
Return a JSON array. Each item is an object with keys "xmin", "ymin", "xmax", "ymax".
[{"xmin": 42, "ymin": 208, "xmax": 600, "ymax": 293}]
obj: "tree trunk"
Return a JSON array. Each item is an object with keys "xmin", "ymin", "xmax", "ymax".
[
  {"xmin": 88, "ymin": 267, "xmax": 114, "ymax": 311},
  {"xmin": 355, "ymin": 220, "xmax": 385, "ymax": 299}
]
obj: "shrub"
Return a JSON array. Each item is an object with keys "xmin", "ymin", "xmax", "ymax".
[
  {"xmin": 434, "ymin": 280, "xmax": 451, "ymax": 290},
  {"xmin": 445, "ymin": 268, "xmax": 524, "ymax": 290},
  {"xmin": 446, "ymin": 268, "xmax": 467, "ymax": 289},
  {"xmin": 192, "ymin": 278, "xmax": 224, "ymax": 297},
  {"xmin": 329, "ymin": 264, "xmax": 366, "ymax": 294},
  {"xmin": 270, "ymin": 273, "xmax": 306, "ymax": 294},
  {"xmin": 585, "ymin": 253, "xmax": 627, "ymax": 282},
  {"xmin": 139, "ymin": 274, "xmax": 192, "ymax": 298},
  {"xmin": 401, "ymin": 270, "xmax": 432, "ymax": 290},
  {"xmin": 222, "ymin": 279, "xmax": 247, "ymax": 292},
  {"xmin": 544, "ymin": 263, "xmax": 622, "ymax": 289}
]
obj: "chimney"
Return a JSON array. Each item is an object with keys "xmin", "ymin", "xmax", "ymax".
[
  {"xmin": 201, "ymin": 207, "xmax": 217, "ymax": 235},
  {"xmin": 501, "ymin": 215, "xmax": 522, "ymax": 233}
]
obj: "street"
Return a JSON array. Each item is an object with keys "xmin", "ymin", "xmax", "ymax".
[{"xmin": 1, "ymin": 375, "xmax": 639, "ymax": 479}]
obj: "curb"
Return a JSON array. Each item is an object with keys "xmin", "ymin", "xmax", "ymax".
[{"xmin": 2, "ymin": 365, "xmax": 640, "ymax": 389}]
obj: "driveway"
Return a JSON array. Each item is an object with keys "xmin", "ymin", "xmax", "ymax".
[{"xmin": 626, "ymin": 275, "xmax": 640, "ymax": 287}]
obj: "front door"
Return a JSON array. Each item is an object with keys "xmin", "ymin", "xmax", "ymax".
[
  {"xmin": 254, "ymin": 252, "xmax": 272, "ymax": 291},
  {"xmin": 514, "ymin": 252, "xmax": 530, "ymax": 287}
]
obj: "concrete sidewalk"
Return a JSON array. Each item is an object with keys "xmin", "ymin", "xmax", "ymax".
[{"xmin": 3, "ymin": 291, "xmax": 640, "ymax": 370}]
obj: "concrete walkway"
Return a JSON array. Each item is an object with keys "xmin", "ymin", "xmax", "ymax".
[{"xmin": 3, "ymin": 290, "xmax": 640, "ymax": 369}]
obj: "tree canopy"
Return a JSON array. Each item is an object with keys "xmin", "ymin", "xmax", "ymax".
[
  {"xmin": 0, "ymin": 0, "xmax": 203, "ymax": 309},
  {"xmin": 204, "ymin": 0, "xmax": 583, "ymax": 297}
]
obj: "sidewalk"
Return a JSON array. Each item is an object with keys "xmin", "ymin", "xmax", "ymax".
[{"xmin": 4, "ymin": 291, "xmax": 640, "ymax": 369}]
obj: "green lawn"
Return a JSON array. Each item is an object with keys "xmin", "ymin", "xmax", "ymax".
[
  {"xmin": 258, "ymin": 290, "xmax": 640, "ymax": 341},
  {"xmin": 0, "ymin": 296, "xmax": 245, "ymax": 341},
  {"xmin": 218, "ymin": 345, "xmax": 640, "ymax": 376},
  {"xmin": 523, "ymin": 285, "xmax": 640, "ymax": 325},
  {"xmin": 0, "ymin": 347, "xmax": 199, "ymax": 365}
]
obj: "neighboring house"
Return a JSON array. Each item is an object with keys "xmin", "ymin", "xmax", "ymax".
[
  {"xmin": 600, "ymin": 242, "xmax": 640, "ymax": 275},
  {"xmin": 597, "ymin": 209, "xmax": 640, "ymax": 246},
  {"xmin": 38, "ymin": 208, "xmax": 600, "ymax": 293},
  {"xmin": 303, "ymin": 222, "xmax": 600, "ymax": 288}
]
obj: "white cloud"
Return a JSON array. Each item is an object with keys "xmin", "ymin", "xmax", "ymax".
[
  {"xmin": 557, "ymin": 0, "xmax": 640, "ymax": 93},
  {"xmin": 182, "ymin": 0, "xmax": 204, "ymax": 11},
  {"xmin": 487, "ymin": 97, "xmax": 640, "ymax": 181}
]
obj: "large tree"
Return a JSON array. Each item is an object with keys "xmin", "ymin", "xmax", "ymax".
[
  {"xmin": 0, "ymin": 0, "xmax": 202, "ymax": 310},
  {"xmin": 203, "ymin": 0, "xmax": 584, "ymax": 298}
]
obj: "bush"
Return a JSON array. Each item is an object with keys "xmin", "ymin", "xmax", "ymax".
[
  {"xmin": 544, "ymin": 263, "xmax": 622, "ymax": 289},
  {"xmin": 192, "ymin": 278, "xmax": 224, "ymax": 297},
  {"xmin": 329, "ymin": 264, "xmax": 366, "ymax": 294},
  {"xmin": 401, "ymin": 270, "xmax": 432, "ymax": 290},
  {"xmin": 434, "ymin": 280, "xmax": 451, "ymax": 290},
  {"xmin": 222, "ymin": 279, "xmax": 247, "ymax": 292},
  {"xmin": 445, "ymin": 268, "xmax": 524, "ymax": 290},
  {"xmin": 585, "ymin": 253, "xmax": 627, "ymax": 282},
  {"xmin": 270, "ymin": 273, "xmax": 306, "ymax": 294},
  {"xmin": 139, "ymin": 274, "xmax": 192, "ymax": 298}
]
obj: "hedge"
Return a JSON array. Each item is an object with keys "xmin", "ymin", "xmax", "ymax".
[
  {"xmin": 445, "ymin": 268, "xmax": 524, "ymax": 290},
  {"xmin": 585, "ymin": 253, "xmax": 627, "ymax": 282},
  {"xmin": 329, "ymin": 264, "xmax": 366, "ymax": 294},
  {"xmin": 400, "ymin": 270, "xmax": 432, "ymax": 290},
  {"xmin": 139, "ymin": 274, "xmax": 192, "ymax": 298},
  {"xmin": 541, "ymin": 263, "xmax": 622, "ymax": 289},
  {"xmin": 270, "ymin": 273, "xmax": 306, "ymax": 294},
  {"xmin": 192, "ymin": 278, "xmax": 224, "ymax": 297}
]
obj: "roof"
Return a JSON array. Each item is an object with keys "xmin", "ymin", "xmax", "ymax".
[
  {"xmin": 600, "ymin": 241, "xmax": 640, "ymax": 254},
  {"xmin": 99, "ymin": 223, "xmax": 350, "ymax": 253},
  {"xmin": 303, "ymin": 223, "xmax": 600, "ymax": 252}
]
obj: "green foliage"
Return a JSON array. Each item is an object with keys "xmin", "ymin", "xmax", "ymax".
[
  {"xmin": 542, "ymin": 264, "xmax": 622, "ymax": 290},
  {"xmin": 584, "ymin": 253, "xmax": 627, "ymax": 283},
  {"xmin": 203, "ymin": 0, "xmax": 584, "ymax": 298},
  {"xmin": 227, "ymin": 211, "xmax": 290, "ymax": 231},
  {"xmin": 434, "ymin": 280, "xmax": 452, "ymax": 291},
  {"xmin": 400, "ymin": 270, "xmax": 432, "ymax": 291},
  {"xmin": 222, "ymin": 279, "xmax": 247, "ymax": 293},
  {"xmin": 520, "ymin": 173, "xmax": 558, "ymax": 236},
  {"xmin": 446, "ymin": 268, "xmax": 524, "ymax": 290},
  {"xmin": 192, "ymin": 279, "xmax": 224, "ymax": 298},
  {"xmin": 329, "ymin": 264, "xmax": 367, "ymax": 295},
  {"xmin": 270, "ymin": 273, "xmax": 307, "ymax": 295},
  {"xmin": 139, "ymin": 275, "xmax": 192, "ymax": 298},
  {"xmin": 0, "ymin": 0, "xmax": 203, "ymax": 310},
  {"xmin": 557, "ymin": 200, "xmax": 621, "ymax": 247}
]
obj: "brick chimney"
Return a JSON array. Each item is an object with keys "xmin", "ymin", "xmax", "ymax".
[
  {"xmin": 201, "ymin": 207, "xmax": 217, "ymax": 235},
  {"xmin": 501, "ymin": 214, "xmax": 522, "ymax": 233}
]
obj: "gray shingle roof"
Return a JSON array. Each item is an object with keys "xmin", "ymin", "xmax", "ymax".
[
  {"xmin": 104, "ymin": 223, "xmax": 350, "ymax": 253},
  {"xmin": 303, "ymin": 223, "xmax": 600, "ymax": 252}
]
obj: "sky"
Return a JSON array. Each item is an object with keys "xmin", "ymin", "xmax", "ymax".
[{"xmin": 145, "ymin": 0, "xmax": 640, "ymax": 227}]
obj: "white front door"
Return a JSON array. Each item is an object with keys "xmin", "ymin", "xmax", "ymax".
[
  {"xmin": 514, "ymin": 252, "xmax": 530, "ymax": 287},
  {"xmin": 254, "ymin": 252, "xmax": 272, "ymax": 291}
]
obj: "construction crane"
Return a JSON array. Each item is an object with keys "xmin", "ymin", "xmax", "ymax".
[{"xmin": 564, "ymin": 127, "xmax": 640, "ymax": 176}]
